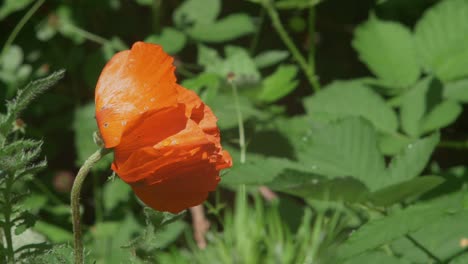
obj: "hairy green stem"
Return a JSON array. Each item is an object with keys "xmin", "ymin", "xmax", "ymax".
[
  {"xmin": 71, "ymin": 148, "xmax": 111, "ymax": 264},
  {"xmin": 92, "ymin": 172, "xmax": 103, "ymax": 223},
  {"xmin": 2, "ymin": 177, "xmax": 15, "ymax": 263},
  {"xmin": 1, "ymin": 0, "xmax": 45, "ymax": 60},
  {"xmin": 229, "ymin": 80, "xmax": 246, "ymax": 164},
  {"xmin": 262, "ymin": 1, "xmax": 320, "ymax": 92}
]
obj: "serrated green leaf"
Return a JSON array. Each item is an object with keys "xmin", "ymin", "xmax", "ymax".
[
  {"xmin": 258, "ymin": 64, "xmax": 298, "ymax": 103},
  {"xmin": 392, "ymin": 208, "xmax": 468, "ymax": 262},
  {"xmin": 353, "ymin": 15, "xmax": 420, "ymax": 88},
  {"xmin": 267, "ymin": 169, "xmax": 369, "ymax": 203},
  {"xmin": 337, "ymin": 192, "xmax": 464, "ymax": 259},
  {"xmin": 370, "ymin": 176, "xmax": 445, "ymax": 206},
  {"xmin": 254, "ymin": 50, "xmax": 289, "ymax": 69},
  {"xmin": 187, "ymin": 14, "xmax": 255, "ymax": 43},
  {"xmin": 1, "ymin": 70, "xmax": 65, "ymax": 135},
  {"xmin": 414, "ymin": 0, "xmax": 468, "ymax": 81},
  {"xmin": 145, "ymin": 28, "xmax": 187, "ymax": 54},
  {"xmin": 297, "ymin": 117, "xmax": 386, "ymax": 191},
  {"xmin": 304, "ymin": 81, "xmax": 398, "ymax": 133},
  {"xmin": 420, "ymin": 100, "xmax": 462, "ymax": 133},
  {"xmin": 401, "ymin": 78, "xmax": 460, "ymax": 137},
  {"xmin": 384, "ymin": 133, "xmax": 439, "ymax": 186},
  {"xmin": 221, "ymin": 153, "xmax": 307, "ymax": 186},
  {"xmin": 173, "ymin": 0, "xmax": 220, "ymax": 26},
  {"xmin": 343, "ymin": 250, "xmax": 411, "ymax": 264}
]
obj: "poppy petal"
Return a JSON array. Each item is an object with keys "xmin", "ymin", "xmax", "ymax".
[
  {"xmin": 95, "ymin": 42, "xmax": 179, "ymax": 148},
  {"xmin": 113, "ymin": 104, "xmax": 187, "ymax": 167}
]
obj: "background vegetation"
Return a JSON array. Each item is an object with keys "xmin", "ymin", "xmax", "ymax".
[{"xmin": 1, "ymin": 0, "xmax": 468, "ymax": 263}]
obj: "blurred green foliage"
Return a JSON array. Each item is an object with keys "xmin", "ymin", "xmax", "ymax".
[{"xmin": 1, "ymin": 0, "xmax": 468, "ymax": 263}]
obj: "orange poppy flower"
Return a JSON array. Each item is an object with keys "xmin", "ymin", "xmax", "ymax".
[{"xmin": 95, "ymin": 42, "xmax": 232, "ymax": 213}]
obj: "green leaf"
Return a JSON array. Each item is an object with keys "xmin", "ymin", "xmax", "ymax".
[
  {"xmin": 378, "ymin": 133, "xmax": 412, "ymax": 156},
  {"xmin": 56, "ymin": 6, "xmax": 84, "ymax": 44},
  {"xmin": 304, "ymin": 80, "xmax": 398, "ymax": 133},
  {"xmin": 414, "ymin": 0, "xmax": 468, "ymax": 81},
  {"xmin": 198, "ymin": 45, "xmax": 260, "ymax": 85},
  {"xmin": 34, "ymin": 221, "xmax": 73, "ymax": 243},
  {"xmin": 180, "ymin": 72, "xmax": 220, "ymax": 102},
  {"xmin": 102, "ymin": 178, "xmax": 131, "ymax": 212},
  {"xmin": 369, "ymin": 176, "xmax": 445, "ymax": 206},
  {"xmin": 187, "ymin": 14, "xmax": 255, "ymax": 43},
  {"xmin": 258, "ymin": 64, "xmax": 299, "ymax": 103},
  {"xmin": 400, "ymin": 78, "xmax": 461, "ymax": 137},
  {"xmin": 173, "ymin": 0, "xmax": 220, "ymax": 26},
  {"xmin": 102, "ymin": 37, "xmax": 128, "ymax": 60},
  {"xmin": 420, "ymin": 100, "xmax": 462, "ymax": 133},
  {"xmin": 0, "ymin": 0, "xmax": 34, "ymax": 20},
  {"xmin": 343, "ymin": 251, "xmax": 411, "ymax": 264},
  {"xmin": 1, "ymin": 45, "xmax": 23, "ymax": 71},
  {"xmin": 353, "ymin": 15, "xmax": 420, "ymax": 89},
  {"xmin": 221, "ymin": 153, "xmax": 307, "ymax": 186},
  {"xmin": 91, "ymin": 215, "xmax": 141, "ymax": 263},
  {"xmin": 254, "ymin": 50, "xmax": 289, "ymax": 69},
  {"xmin": 267, "ymin": 169, "xmax": 369, "ymax": 203},
  {"xmin": 145, "ymin": 28, "xmax": 187, "ymax": 54},
  {"xmin": 73, "ymin": 102, "xmax": 113, "ymax": 171},
  {"xmin": 209, "ymin": 94, "xmax": 263, "ymax": 129},
  {"xmin": 384, "ymin": 133, "xmax": 439, "ymax": 186},
  {"xmin": 274, "ymin": 0, "xmax": 321, "ymax": 9},
  {"xmin": 297, "ymin": 117, "xmax": 386, "ymax": 191},
  {"xmin": 392, "ymin": 208, "xmax": 468, "ymax": 262},
  {"xmin": 337, "ymin": 192, "xmax": 464, "ymax": 260},
  {"xmin": 444, "ymin": 78, "xmax": 468, "ymax": 103}
]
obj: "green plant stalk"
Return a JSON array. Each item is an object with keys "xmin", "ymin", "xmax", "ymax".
[
  {"xmin": 439, "ymin": 140, "xmax": 468, "ymax": 150},
  {"xmin": 0, "ymin": 0, "xmax": 45, "ymax": 60},
  {"xmin": 263, "ymin": 1, "xmax": 320, "ymax": 92},
  {"xmin": 229, "ymin": 80, "xmax": 246, "ymax": 164},
  {"xmin": 2, "ymin": 177, "xmax": 15, "ymax": 264},
  {"xmin": 67, "ymin": 24, "xmax": 108, "ymax": 45},
  {"xmin": 71, "ymin": 147, "xmax": 111, "ymax": 264},
  {"xmin": 152, "ymin": 0, "xmax": 163, "ymax": 34}
]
